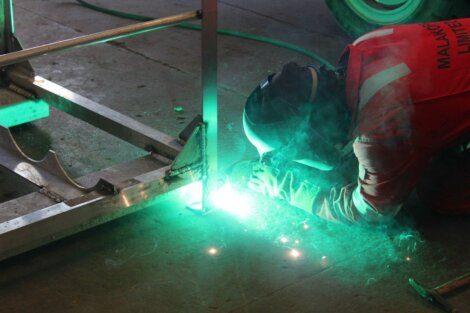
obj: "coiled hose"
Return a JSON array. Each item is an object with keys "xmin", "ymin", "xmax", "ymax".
[{"xmin": 75, "ymin": 0, "xmax": 335, "ymax": 69}]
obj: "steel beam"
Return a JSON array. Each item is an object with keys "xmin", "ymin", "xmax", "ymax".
[
  {"xmin": 201, "ymin": 0, "xmax": 218, "ymax": 210},
  {"xmin": 0, "ymin": 156, "xmax": 196, "ymax": 261},
  {"xmin": 24, "ymin": 76, "xmax": 183, "ymax": 159}
]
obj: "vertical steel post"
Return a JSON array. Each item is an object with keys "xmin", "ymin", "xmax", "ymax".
[
  {"xmin": 0, "ymin": 0, "xmax": 6, "ymax": 53},
  {"xmin": 0, "ymin": 0, "xmax": 14, "ymax": 53},
  {"xmin": 201, "ymin": 0, "xmax": 218, "ymax": 211}
]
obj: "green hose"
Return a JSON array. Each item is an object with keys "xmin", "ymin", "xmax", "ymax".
[{"xmin": 75, "ymin": 0, "xmax": 335, "ymax": 69}]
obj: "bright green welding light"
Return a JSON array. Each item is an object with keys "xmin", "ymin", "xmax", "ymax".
[
  {"xmin": 210, "ymin": 182, "xmax": 253, "ymax": 219},
  {"xmin": 179, "ymin": 181, "xmax": 254, "ymax": 219},
  {"xmin": 0, "ymin": 99, "xmax": 49, "ymax": 127}
]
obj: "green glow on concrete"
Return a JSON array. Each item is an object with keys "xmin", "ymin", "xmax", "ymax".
[
  {"xmin": 176, "ymin": 178, "xmax": 427, "ymax": 275},
  {"xmin": 0, "ymin": 99, "xmax": 50, "ymax": 127},
  {"xmin": 345, "ymin": 0, "xmax": 423, "ymax": 24}
]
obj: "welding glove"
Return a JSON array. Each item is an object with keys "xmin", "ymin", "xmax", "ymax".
[
  {"xmin": 314, "ymin": 183, "xmax": 358, "ymax": 223},
  {"xmin": 248, "ymin": 163, "xmax": 361, "ymax": 222},
  {"xmin": 248, "ymin": 162, "xmax": 322, "ymax": 214}
]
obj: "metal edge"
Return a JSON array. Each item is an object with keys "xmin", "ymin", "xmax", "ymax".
[
  {"xmin": 0, "ymin": 165, "xmax": 197, "ymax": 261},
  {"xmin": 16, "ymin": 75, "xmax": 184, "ymax": 159}
]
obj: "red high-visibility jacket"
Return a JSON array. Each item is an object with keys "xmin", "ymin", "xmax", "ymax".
[{"xmin": 324, "ymin": 18, "xmax": 470, "ymax": 222}]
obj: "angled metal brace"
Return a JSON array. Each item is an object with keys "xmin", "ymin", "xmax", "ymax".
[{"xmin": 166, "ymin": 119, "xmax": 204, "ymax": 179}]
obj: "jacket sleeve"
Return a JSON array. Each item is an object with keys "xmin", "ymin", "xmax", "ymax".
[{"xmin": 314, "ymin": 137, "xmax": 431, "ymax": 223}]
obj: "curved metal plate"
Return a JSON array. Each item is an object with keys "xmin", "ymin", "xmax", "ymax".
[{"xmin": 0, "ymin": 125, "xmax": 112, "ymax": 199}]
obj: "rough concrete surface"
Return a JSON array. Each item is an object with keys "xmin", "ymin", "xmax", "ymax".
[{"xmin": 0, "ymin": 1, "xmax": 469, "ymax": 313}]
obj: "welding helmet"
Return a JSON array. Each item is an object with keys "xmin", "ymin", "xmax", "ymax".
[{"xmin": 243, "ymin": 63, "xmax": 347, "ymax": 171}]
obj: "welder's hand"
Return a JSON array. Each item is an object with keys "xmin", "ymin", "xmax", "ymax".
[
  {"xmin": 287, "ymin": 177, "xmax": 321, "ymax": 214},
  {"xmin": 248, "ymin": 163, "xmax": 282, "ymax": 198},
  {"xmin": 225, "ymin": 159, "xmax": 261, "ymax": 188},
  {"xmin": 249, "ymin": 163, "xmax": 321, "ymax": 214}
]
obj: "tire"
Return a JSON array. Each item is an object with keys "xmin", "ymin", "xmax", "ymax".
[{"xmin": 325, "ymin": 0, "xmax": 470, "ymax": 38}]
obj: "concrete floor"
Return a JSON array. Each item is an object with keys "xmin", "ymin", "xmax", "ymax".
[{"xmin": 1, "ymin": 1, "xmax": 469, "ymax": 312}]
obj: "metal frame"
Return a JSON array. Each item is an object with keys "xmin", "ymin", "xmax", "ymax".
[{"xmin": 0, "ymin": 1, "xmax": 218, "ymax": 261}]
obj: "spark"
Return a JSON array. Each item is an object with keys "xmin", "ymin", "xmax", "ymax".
[
  {"xmin": 289, "ymin": 249, "xmax": 301, "ymax": 259},
  {"xmin": 280, "ymin": 236, "xmax": 289, "ymax": 244},
  {"xmin": 303, "ymin": 224, "xmax": 310, "ymax": 230},
  {"xmin": 405, "ymin": 256, "xmax": 411, "ymax": 262},
  {"xmin": 207, "ymin": 247, "xmax": 218, "ymax": 256}
]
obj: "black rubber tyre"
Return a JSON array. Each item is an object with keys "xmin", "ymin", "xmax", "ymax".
[{"xmin": 325, "ymin": 0, "xmax": 470, "ymax": 38}]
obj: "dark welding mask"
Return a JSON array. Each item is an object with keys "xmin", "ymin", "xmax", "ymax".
[{"xmin": 243, "ymin": 63, "xmax": 347, "ymax": 171}]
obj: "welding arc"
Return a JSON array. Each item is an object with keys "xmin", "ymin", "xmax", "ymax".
[{"xmin": 75, "ymin": 0, "xmax": 335, "ymax": 69}]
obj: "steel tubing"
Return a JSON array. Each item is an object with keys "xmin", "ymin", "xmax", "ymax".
[
  {"xmin": 0, "ymin": 10, "xmax": 200, "ymax": 67},
  {"xmin": 201, "ymin": 0, "xmax": 218, "ymax": 211}
]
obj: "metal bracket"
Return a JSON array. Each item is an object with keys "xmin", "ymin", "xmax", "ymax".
[{"xmin": 166, "ymin": 121, "xmax": 204, "ymax": 179}]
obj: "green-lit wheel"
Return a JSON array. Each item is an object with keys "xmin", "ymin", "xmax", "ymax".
[
  {"xmin": 326, "ymin": 0, "xmax": 470, "ymax": 38},
  {"xmin": 345, "ymin": 0, "xmax": 424, "ymax": 24}
]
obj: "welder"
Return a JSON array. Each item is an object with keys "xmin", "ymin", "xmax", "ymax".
[{"xmin": 242, "ymin": 18, "xmax": 470, "ymax": 223}]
